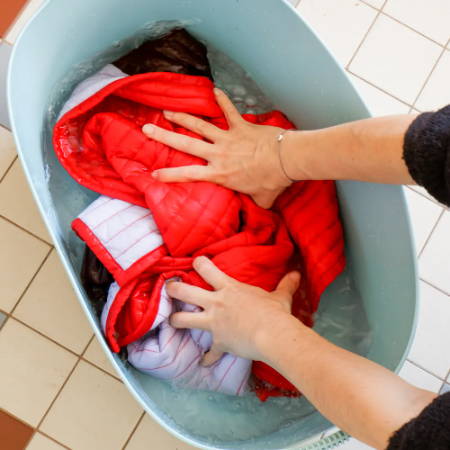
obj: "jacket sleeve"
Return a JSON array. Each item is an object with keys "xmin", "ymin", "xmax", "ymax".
[
  {"xmin": 403, "ymin": 105, "xmax": 450, "ymax": 206},
  {"xmin": 387, "ymin": 392, "xmax": 450, "ymax": 449}
]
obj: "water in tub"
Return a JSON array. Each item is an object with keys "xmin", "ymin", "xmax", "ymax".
[{"xmin": 43, "ymin": 21, "xmax": 371, "ymax": 444}]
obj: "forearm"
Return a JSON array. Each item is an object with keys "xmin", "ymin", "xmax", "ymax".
[
  {"xmin": 259, "ymin": 319, "xmax": 436, "ymax": 449},
  {"xmin": 284, "ymin": 115, "xmax": 418, "ymax": 185}
]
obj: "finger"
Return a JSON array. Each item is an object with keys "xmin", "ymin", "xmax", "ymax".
[
  {"xmin": 201, "ymin": 344, "xmax": 224, "ymax": 367},
  {"xmin": 214, "ymin": 88, "xmax": 243, "ymax": 127},
  {"xmin": 163, "ymin": 111, "xmax": 223, "ymax": 141},
  {"xmin": 193, "ymin": 256, "xmax": 231, "ymax": 290},
  {"xmin": 152, "ymin": 165, "xmax": 213, "ymax": 183},
  {"xmin": 170, "ymin": 311, "xmax": 210, "ymax": 330},
  {"xmin": 275, "ymin": 271, "xmax": 301, "ymax": 298},
  {"xmin": 166, "ymin": 281, "xmax": 210, "ymax": 308},
  {"xmin": 252, "ymin": 192, "xmax": 276, "ymax": 209},
  {"xmin": 142, "ymin": 124, "xmax": 212, "ymax": 158}
]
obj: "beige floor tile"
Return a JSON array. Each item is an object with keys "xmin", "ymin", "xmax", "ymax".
[
  {"xmin": 419, "ymin": 212, "xmax": 450, "ymax": 294},
  {"xmin": 403, "ymin": 188, "xmax": 443, "ymax": 255},
  {"xmin": 0, "ymin": 319, "xmax": 76, "ymax": 426},
  {"xmin": 125, "ymin": 414, "xmax": 196, "ymax": 450},
  {"xmin": 399, "ymin": 361, "xmax": 443, "ymax": 393},
  {"xmin": 384, "ymin": 0, "xmax": 450, "ymax": 45},
  {"xmin": 350, "ymin": 15, "xmax": 442, "ymax": 104},
  {"xmin": 297, "ymin": 0, "xmax": 377, "ymax": 66},
  {"xmin": 347, "ymin": 73, "xmax": 410, "ymax": 116},
  {"xmin": 84, "ymin": 337, "xmax": 117, "ymax": 377},
  {"xmin": 0, "ymin": 159, "xmax": 51, "ymax": 242},
  {"xmin": 415, "ymin": 49, "xmax": 450, "ymax": 111},
  {"xmin": 0, "ymin": 126, "xmax": 16, "ymax": 180},
  {"xmin": 14, "ymin": 250, "xmax": 93, "ymax": 354},
  {"xmin": 5, "ymin": 0, "xmax": 45, "ymax": 44},
  {"xmin": 0, "ymin": 217, "xmax": 49, "ymax": 312},
  {"xmin": 408, "ymin": 282, "xmax": 450, "ymax": 378},
  {"xmin": 41, "ymin": 360, "xmax": 142, "ymax": 450},
  {"xmin": 362, "ymin": 0, "xmax": 384, "ymax": 8},
  {"xmin": 26, "ymin": 433, "xmax": 65, "ymax": 450}
]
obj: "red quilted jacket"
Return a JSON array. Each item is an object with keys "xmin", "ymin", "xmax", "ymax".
[{"xmin": 53, "ymin": 71, "xmax": 345, "ymax": 400}]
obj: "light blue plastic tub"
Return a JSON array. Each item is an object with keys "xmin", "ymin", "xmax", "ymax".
[{"xmin": 7, "ymin": 0, "xmax": 418, "ymax": 448}]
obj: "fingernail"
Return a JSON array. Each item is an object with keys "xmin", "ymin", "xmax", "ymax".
[
  {"xmin": 213, "ymin": 87, "xmax": 221, "ymax": 95},
  {"xmin": 143, "ymin": 124, "xmax": 154, "ymax": 135},
  {"xmin": 152, "ymin": 170, "xmax": 159, "ymax": 179},
  {"xmin": 163, "ymin": 110, "xmax": 174, "ymax": 119}
]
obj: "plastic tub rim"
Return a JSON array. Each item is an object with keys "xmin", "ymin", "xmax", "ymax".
[{"xmin": 6, "ymin": 0, "xmax": 419, "ymax": 448}]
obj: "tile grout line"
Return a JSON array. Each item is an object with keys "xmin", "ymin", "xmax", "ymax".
[
  {"xmin": 358, "ymin": 0, "xmax": 448, "ymax": 49},
  {"xmin": 0, "ymin": 155, "xmax": 18, "ymax": 184},
  {"xmin": 121, "ymin": 411, "xmax": 146, "ymax": 450},
  {"xmin": 0, "ymin": 213, "xmax": 53, "ymax": 247},
  {"xmin": 359, "ymin": 0, "xmax": 379, "ymax": 12},
  {"xmin": 406, "ymin": 359, "xmax": 447, "ymax": 382},
  {"xmin": 405, "ymin": 185, "xmax": 449, "ymax": 209},
  {"xmin": 36, "ymin": 430, "xmax": 71, "ymax": 449},
  {"xmin": 31, "ymin": 359, "xmax": 83, "ymax": 446},
  {"xmin": 8, "ymin": 246, "xmax": 53, "ymax": 316},
  {"xmin": 417, "ymin": 208, "xmax": 445, "ymax": 257},
  {"xmin": 345, "ymin": 2, "xmax": 384, "ymax": 71},
  {"xmin": 346, "ymin": 70, "xmax": 414, "ymax": 109},
  {"xmin": 79, "ymin": 331, "xmax": 123, "ymax": 383},
  {"xmin": 7, "ymin": 313, "xmax": 124, "ymax": 382},
  {"xmin": 0, "ymin": 123, "xmax": 13, "ymax": 132},
  {"xmin": 0, "ymin": 407, "xmax": 70, "ymax": 448},
  {"xmin": 3, "ymin": 253, "xmax": 123, "ymax": 382},
  {"xmin": 380, "ymin": 11, "xmax": 447, "ymax": 49},
  {"xmin": 30, "ymin": 332, "xmax": 97, "ymax": 446},
  {"xmin": 410, "ymin": 40, "xmax": 449, "ymax": 110},
  {"xmin": 419, "ymin": 278, "xmax": 450, "ymax": 297}
]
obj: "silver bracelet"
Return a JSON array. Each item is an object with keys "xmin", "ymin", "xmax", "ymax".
[{"xmin": 276, "ymin": 129, "xmax": 296, "ymax": 183}]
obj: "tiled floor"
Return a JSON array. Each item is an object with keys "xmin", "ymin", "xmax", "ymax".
[{"xmin": 0, "ymin": 0, "xmax": 449, "ymax": 449}]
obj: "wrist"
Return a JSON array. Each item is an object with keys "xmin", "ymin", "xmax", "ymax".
[
  {"xmin": 282, "ymin": 129, "xmax": 338, "ymax": 181},
  {"xmin": 261, "ymin": 128, "xmax": 293, "ymax": 191},
  {"xmin": 254, "ymin": 313, "xmax": 310, "ymax": 366}
]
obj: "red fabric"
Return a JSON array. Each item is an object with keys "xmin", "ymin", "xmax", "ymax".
[{"xmin": 54, "ymin": 71, "xmax": 345, "ymax": 399}]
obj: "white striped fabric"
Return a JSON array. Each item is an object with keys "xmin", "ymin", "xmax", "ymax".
[
  {"xmin": 115, "ymin": 283, "xmax": 251, "ymax": 396},
  {"xmin": 78, "ymin": 196, "xmax": 163, "ymax": 270},
  {"xmin": 59, "ymin": 64, "xmax": 127, "ymax": 118},
  {"xmin": 80, "ymin": 195, "xmax": 251, "ymax": 396}
]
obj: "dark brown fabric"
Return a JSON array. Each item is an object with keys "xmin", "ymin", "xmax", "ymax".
[
  {"xmin": 388, "ymin": 392, "xmax": 450, "ymax": 449},
  {"xmin": 80, "ymin": 247, "xmax": 113, "ymax": 316},
  {"xmin": 403, "ymin": 105, "xmax": 450, "ymax": 206},
  {"xmin": 113, "ymin": 28, "xmax": 212, "ymax": 79}
]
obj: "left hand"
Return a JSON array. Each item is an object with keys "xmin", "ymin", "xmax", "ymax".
[
  {"xmin": 142, "ymin": 88, "xmax": 294, "ymax": 208},
  {"xmin": 167, "ymin": 256, "xmax": 301, "ymax": 366}
]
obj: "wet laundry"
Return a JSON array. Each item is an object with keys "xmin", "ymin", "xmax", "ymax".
[{"xmin": 54, "ymin": 29, "xmax": 346, "ymax": 400}]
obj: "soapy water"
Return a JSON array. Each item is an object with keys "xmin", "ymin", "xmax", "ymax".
[
  {"xmin": 43, "ymin": 21, "xmax": 372, "ymax": 445},
  {"xmin": 130, "ymin": 266, "xmax": 370, "ymax": 445}
]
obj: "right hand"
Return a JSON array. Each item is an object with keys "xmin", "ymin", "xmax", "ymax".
[
  {"xmin": 142, "ymin": 88, "xmax": 294, "ymax": 208},
  {"xmin": 167, "ymin": 256, "xmax": 302, "ymax": 365}
]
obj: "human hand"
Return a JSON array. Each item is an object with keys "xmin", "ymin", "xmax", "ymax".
[
  {"xmin": 142, "ymin": 88, "xmax": 293, "ymax": 208},
  {"xmin": 167, "ymin": 256, "xmax": 301, "ymax": 366}
]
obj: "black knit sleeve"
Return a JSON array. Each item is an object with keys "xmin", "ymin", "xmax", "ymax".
[
  {"xmin": 387, "ymin": 392, "xmax": 450, "ymax": 449},
  {"xmin": 403, "ymin": 105, "xmax": 450, "ymax": 206}
]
